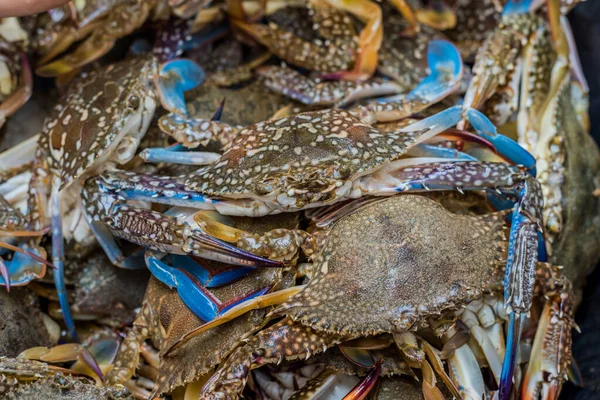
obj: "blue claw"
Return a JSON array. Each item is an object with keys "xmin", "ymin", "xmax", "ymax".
[
  {"xmin": 499, "ymin": 312, "xmax": 526, "ymax": 400},
  {"xmin": 51, "ymin": 194, "xmax": 78, "ymax": 343},
  {"xmin": 0, "ymin": 244, "xmax": 46, "ymax": 287},
  {"xmin": 140, "ymin": 145, "xmax": 221, "ymax": 165},
  {"xmin": 146, "ymin": 253, "xmax": 269, "ymax": 322},
  {"xmin": 171, "ymin": 254, "xmax": 256, "ymax": 288},
  {"xmin": 407, "ymin": 40, "xmax": 463, "ymax": 103},
  {"xmin": 157, "ymin": 59, "xmax": 206, "ymax": 117},
  {"xmin": 410, "ymin": 143, "xmax": 477, "ymax": 160},
  {"xmin": 502, "ymin": 0, "xmax": 537, "ymax": 16},
  {"xmin": 465, "ymin": 108, "xmax": 537, "ymax": 176},
  {"xmin": 399, "ymin": 105, "xmax": 463, "ymax": 134}
]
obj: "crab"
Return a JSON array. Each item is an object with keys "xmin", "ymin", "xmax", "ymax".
[
  {"xmin": 459, "ymin": 0, "xmax": 583, "ymax": 125},
  {"xmin": 254, "ymin": 1, "xmax": 452, "ymax": 107},
  {"xmin": 146, "ymin": 37, "xmax": 464, "ymax": 168},
  {"xmin": 33, "ymin": 0, "xmax": 196, "ymax": 76},
  {"xmin": 0, "ymin": 337, "xmax": 120, "ymax": 391},
  {"xmin": 228, "ymin": 0, "xmax": 383, "ymax": 80},
  {"xmin": 0, "ymin": 54, "xmax": 203, "ymax": 342},
  {"xmin": 459, "ymin": 0, "xmax": 600, "ymax": 273},
  {"xmin": 163, "ymin": 195, "xmax": 574, "ymax": 400}
]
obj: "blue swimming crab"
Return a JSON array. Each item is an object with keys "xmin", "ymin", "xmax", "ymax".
[
  {"xmin": 161, "ymin": 195, "xmax": 574, "ymax": 399},
  {"xmin": 0, "ymin": 54, "xmax": 203, "ymax": 342},
  {"xmin": 151, "ymin": 37, "xmax": 463, "ymax": 162}
]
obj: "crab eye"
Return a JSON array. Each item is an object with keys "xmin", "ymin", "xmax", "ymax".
[{"xmin": 127, "ymin": 95, "xmax": 140, "ymax": 110}]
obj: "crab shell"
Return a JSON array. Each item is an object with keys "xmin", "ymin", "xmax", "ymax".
[
  {"xmin": 181, "ymin": 109, "xmax": 435, "ymax": 210},
  {"xmin": 36, "ymin": 55, "xmax": 158, "ymax": 192},
  {"xmin": 182, "ymin": 79, "xmax": 291, "ymax": 128},
  {"xmin": 377, "ymin": 5, "xmax": 446, "ymax": 88},
  {"xmin": 274, "ymin": 195, "xmax": 507, "ymax": 336}
]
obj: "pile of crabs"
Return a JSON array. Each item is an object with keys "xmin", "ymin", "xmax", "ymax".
[{"xmin": 0, "ymin": 0, "xmax": 599, "ymax": 399}]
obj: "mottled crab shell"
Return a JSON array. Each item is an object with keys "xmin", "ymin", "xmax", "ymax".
[
  {"xmin": 378, "ymin": 11, "xmax": 445, "ymax": 88},
  {"xmin": 183, "ymin": 109, "xmax": 429, "ymax": 206},
  {"xmin": 36, "ymin": 55, "xmax": 157, "ymax": 191},
  {"xmin": 275, "ymin": 195, "xmax": 507, "ymax": 335}
]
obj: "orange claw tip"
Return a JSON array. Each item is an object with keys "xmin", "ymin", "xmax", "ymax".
[{"xmin": 342, "ymin": 359, "xmax": 382, "ymax": 400}]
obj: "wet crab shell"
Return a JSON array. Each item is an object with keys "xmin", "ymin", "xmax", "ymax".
[
  {"xmin": 182, "ymin": 109, "xmax": 433, "ymax": 208},
  {"xmin": 36, "ymin": 55, "xmax": 158, "ymax": 191},
  {"xmin": 275, "ymin": 195, "xmax": 507, "ymax": 336}
]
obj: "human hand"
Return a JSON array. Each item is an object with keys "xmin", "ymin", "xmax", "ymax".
[{"xmin": 0, "ymin": 0, "xmax": 71, "ymax": 18}]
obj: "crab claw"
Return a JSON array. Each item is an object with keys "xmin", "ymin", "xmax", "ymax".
[
  {"xmin": 407, "ymin": 40, "xmax": 463, "ymax": 104},
  {"xmin": 0, "ymin": 242, "xmax": 48, "ymax": 287},
  {"xmin": 156, "ymin": 59, "xmax": 205, "ymax": 117},
  {"xmin": 36, "ymin": 38, "xmax": 115, "ymax": 77},
  {"xmin": 342, "ymin": 359, "xmax": 382, "ymax": 400},
  {"xmin": 145, "ymin": 251, "xmax": 271, "ymax": 323},
  {"xmin": 465, "ymin": 108, "xmax": 537, "ymax": 176}
]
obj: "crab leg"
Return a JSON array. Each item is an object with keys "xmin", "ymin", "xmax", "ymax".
[
  {"xmin": 257, "ymin": 65, "xmax": 403, "ymax": 107},
  {"xmin": 20, "ymin": 344, "xmax": 103, "ymax": 382},
  {"xmin": 352, "ymin": 40, "xmax": 463, "ymax": 123},
  {"xmin": 145, "ymin": 250, "xmax": 273, "ymax": 322},
  {"xmin": 50, "ymin": 192, "xmax": 78, "ymax": 342},
  {"xmin": 140, "ymin": 145, "xmax": 221, "ymax": 166},
  {"xmin": 322, "ymin": 0, "xmax": 382, "ymax": 80},
  {"xmin": 166, "ymin": 286, "xmax": 305, "ymax": 356},
  {"xmin": 522, "ymin": 263, "xmax": 574, "ymax": 400},
  {"xmin": 342, "ymin": 360, "xmax": 382, "ymax": 400},
  {"xmin": 82, "ymin": 177, "xmax": 283, "ymax": 269},
  {"xmin": 197, "ymin": 318, "xmax": 343, "ymax": 399},
  {"xmin": 106, "ymin": 302, "xmax": 151, "ymax": 386}
]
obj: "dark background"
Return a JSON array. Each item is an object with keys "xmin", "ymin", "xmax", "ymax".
[{"xmin": 563, "ymin": 1, "xmax": 600, "ymax": 398}]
